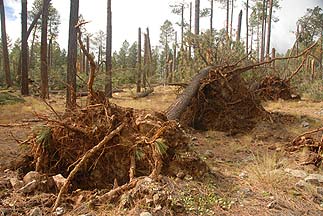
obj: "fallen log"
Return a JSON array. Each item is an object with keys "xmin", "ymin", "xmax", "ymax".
[
  {"xmin": 134, "ymin": 88, "xmax": 154, "ymax": 99},
  {"xmin": 166, "ymin": 67, "xmax": 212, "ymax": 120}
]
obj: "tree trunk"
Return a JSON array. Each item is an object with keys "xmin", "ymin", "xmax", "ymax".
[
  {"xmin": 272, "ymin": 47, "xmax": 276, "ymax": 68},
  {"xmin": 166, "ymin": 67, "xmax": 211, "ymax": 120},
  {"xmin": 250, "ymin": 26, "xmax": 253, "ymax": 55},
  {"xmin": 188, "ymin": 2, "xmax": 192, "ymax": 59},
  {"xmin": 194, "ymin": 0, "xmax": 200, "ymax": 35},
  {"xmin": 296, "ymin": 24, "xmax": 299, "ymax": 55},
  {"xmin": 260, "ymin": 0, "xmax": 267, "ymax": 62},
  {"xmin": 210, "ymin": 0, "xmax": 213, "ymax": 32},
  {"xmin": 246, "ymin": 0, "xmax": 249, "ymax": 55},
  {"xmin": 105, "ymin": 0, "xmax": 112, "ymax": 97},
  {"xmin": 146, "ymin": 27, "xmax": 153, "ymax": 77},
  {"xmin": 230, "ymin": 0, "xmax": 234, "ymax": 39},
  {"xmin": 181, "ymin": 4, "xmax": 184, "ymax": 49},
  {"xmin": 136, "ymin": 27, "xmax": 141, "ymax": 93},
  {"xmin": 21, "ymin": 0, "xmax": 28, "ymax": 95},
  {"xmin": 29, "ymin": 23, "xmax": 38, "ymax": 79},
  {"xmin": 48, "ymin": 36, "xmax": 53, "ymax": 72},
  {"xmin": 86, "ymin": 35, "xmax": 90, "ymax": 75},
  {"xmin": 226, "ymin": 0, "xmax": 229, "ymax": 40},
  {"xmin": 173, "ymin": 32, "xmax": 177, "ymax": 81},
  {"xmin": 66, "ymin": 0, "xmax": 79, "ymax": 109},
  {"xmin": 40, "ymin": 0, "xmax": 50, "ymax": 99},
  {"xmin": 0, "ymin": 0, "xmax": 12, "ymax": 87},
  {"xmin": 143, "ymin": 33, "xmax": 147, "ymax": 89},
  {"xmin": 265, "ymin": 0, "xmax": 273, "ymax": 59},
  {"xmin": 236, "ymin": 10, "xmax": 242, "ymax": 42}
]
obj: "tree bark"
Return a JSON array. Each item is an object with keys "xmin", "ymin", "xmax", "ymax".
[
  {"xmin": 136, "ymin": 27, "xmax": 141, "ymax": 93},
  {"xmin": 172, "ymin": 32, "xmax": 177, "ymax": 81},
  {"xmin": 265, "ymin": 0, "xmax": 273, "ymax": 59},
  {"xmin": 210, "ymin": 0, "xmax": 213, "ymax": 32},
  {"xmin": 230, "ymin": 0, "xmax": 234, "ymax": 39},
  {"xmin": 143, "ymin": 33, "xmax": 148, "ymax": 89},
  {"xmin": 40, "ymin": 0, "xmax": 50, "ymax": 99},
  {"xmin": 105, "ymin": 0, "xmax": 112, "ymax": 97},
  {"xmin": 188, "ymin": 2, "xmax": 192, "ymax": 59},
  {"xmin": 272, "ymin": 47, "xmax": 276, "ymax": 68},
  {"xmin": 86, "ymin": 35, "xmax": 90, "ymax": 75},
  {"xmin": 21, "ymin": 0, "xmax": 28, "ymax": 95},
  {"xmin": 166, "ymin": 67, "xmax": 211, "ymax": 120},
  {"xmin": 194, "ymin": 0, "xmax": 200, "ymax": 35},
  {"xmin": 236, "ymin": 10, "xmax": 242, "ymax": 42},
  {"xmin": 0, "ymin": 0, "xmax": 12, "ymax": 87},
  {"xmin": 181, "ymin": 4, "xmax": 184, "ymax": 49},
  {"xmin": 226, "ymin": 0, "xmax": 229, "ymax": 40},
  {"xmin": 66, "ymin": 0, "xmax": 79, "ymax": 109},
  {"xmin": 260, "ymin": 0, "xmax": 267, "ymax": 62},
  {"xmin": 246, "ymin": 0, "xmax": 249, "ymax": 55}
]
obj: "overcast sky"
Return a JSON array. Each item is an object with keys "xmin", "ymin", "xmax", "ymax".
[{"xmin": 3, "ymin": 0, "xmax": 323, "ymax": 54}]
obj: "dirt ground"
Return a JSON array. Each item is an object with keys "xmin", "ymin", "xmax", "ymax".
[{"xmin": 1, "ymin": 86, "xmax": 323, "ymax": 215}]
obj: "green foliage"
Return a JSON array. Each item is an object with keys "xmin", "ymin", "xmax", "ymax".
[
  {"xmin": 0, "ymin": 91, "xmax": 25, "ymax": 105},
  {"xmin": 154, "ymin": 138, "xmax": 169, "ymax": 156},
  {"xmin": 35, "ymin": 126, "xmax": 52, "ymax": 150}
]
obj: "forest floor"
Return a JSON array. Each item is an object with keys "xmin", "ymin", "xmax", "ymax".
[{"xmin": 1, "ymin": 86, "xmax": 323, "ymax": 215}]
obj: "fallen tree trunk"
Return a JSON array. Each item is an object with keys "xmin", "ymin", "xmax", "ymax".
[
  {"xmin": 134, "ymin": 88, "xmax": 154, "ymax": 99},
  {"xmin": 166, "ymin": 67, "xmax": 212, "ymax": 120}
]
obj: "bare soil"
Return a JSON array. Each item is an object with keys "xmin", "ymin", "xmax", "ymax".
[{"xmin": 1, "ymin": 87, "xmax": 323, "ymax": 215}]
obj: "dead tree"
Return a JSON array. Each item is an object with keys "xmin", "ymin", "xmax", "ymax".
[
  {"xmin": 105, "ymin": 0, "xmax": 112, "ymax": 98},
  {"xmin": 236, "ymin": 10, "xmax": 242, "ymax": 42},
  {"xmin": 21, "ymin": 0, "xmax": 28, "ymax": 95},
  {"xmin": 136, "ymin": 27, "xmax": 142, "ymax": 93}
]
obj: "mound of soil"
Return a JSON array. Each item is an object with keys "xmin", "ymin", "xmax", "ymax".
[
  {"xmin": 20, "ymin": 102, "xmax": 208, "ymax": 191},
  {"xmin": 253, "ymin": 76, "xmax": 299, "ymax": 101},
  {"xmin": 167, "ymin": 66, "xmax": 268, "ymax": 133}
]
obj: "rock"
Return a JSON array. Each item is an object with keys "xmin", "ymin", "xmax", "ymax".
[
  {"xmin": 205, "ymin": 150, "xmax": 215, "ymax": 158},
  {"xmin": 305, "ymin": 174, "xmax": 323, "ymax": 185},
  {"xmin": 29, "ymin": 207, "xmax": 42, "ymax": 216},
  {"xmin": 54, "ymin": 207, "xmax": 64, "ymax": 216},
  {"xmin": 23, "ymin": 171, "xmax": 41, "ymax": 184},
  {"xmin": 239, "ymin": 171, "xmax": 248, "ymax": 179},
  {"xmin": 301, "ymin": 121, "xmax": 310, "ymax": 128},
  {"xmin": 284, "ymin": 168, "xmax": 307, "ymax": 178},
  {"xmin": 295, "ymin": 180, "xmax": 308, "ymax": 188},
  {"xmin": 18, "ymin": 180, "xmax": 38, "ymax": 194},
  {"xmin": 140, "ymin": 212, "xmax": 152, "ymax": 216},
  {"xmin": 52, "ymin": 174, "xmax": 66, "ymax": 190},
  {"xmin": 267, "ymin": 200, "xmax": 278, "ymax": 209},
  {"xmin": 9, "ymin": 178, "xmax": 24, "ymax": 190}
]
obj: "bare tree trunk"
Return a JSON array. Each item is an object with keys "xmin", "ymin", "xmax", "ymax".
[
  {"xmin": 272, "ymin": 47, "xmax": 276, "ymax": 68},
  {"xmin": 173, "ymin": 32, "xmax": 177, "ymax": 81},
  {"xmin": 143, "ymin": 33, "xmax": 147, "ymax": 89},
  {"xmin": 226, "ymin": 0, "xmax": 229, "ymax": 40},
  {"xmin": 296, "ymin": 24, "xmax": 299, "ymax": 55},
  {"xmin": 188, "ymin": 2, "xmax": 192, "ymax": 59},
  {"xmin": 0, "ymin": 0, "xmax": 12, "ymax": 87},
  {"xmin": 66, "ymin": 0, "xmax": 79, "ymax": 109},
  {"xmin": 260, "ymin": 0, "xmax": 266, "ymax": 62},
  {"xmin": 29, "ymin": 23, "xmax": 38, "ymax": 79},
  {"xmin": 136, "ymin": 27, "xmax": 141, "ymax": 93},
  {"xmin": 181, "ymin": 4, "xmax": 184, "ymax": 49},
  {"xmin": 230, "ymin": 0, "xmax": 234, "ymax": 39},
  {"xmin": 246, "ymin": 0, "xmax": 249, "ymax": 55},
  {"xmin": 250, "ymin": 26, "xmax": 253, "ymax": 55},
  {"xmin": 210, "ymin": 0, "xmax": 213, "ymax": 32},
  {"xmin": 265, "ymin": 0, "xmax": 273, "ymax": 59},
  {"xmin": 105, "ymin": 0, "xmax": 112, "ymax": 97},
  {"xmin": 86, "ymin": 35, "xmax": 90, "ymax": 75},
  {"xmin": 21, "ymin": 0, "xmax": 28, "ymax": 95},
  {"xmin": 40, "ymin": 0, "xmax": 50, "ymax": 99},
  {"xmin": 194, "ymin": 0, "xmax": 200, "ymax": 35},
  {"xmin": 146, "ymin": 27, "xmax": 153, "ymax": 77},
  {"xmin": 257, "ymin": 20, "xmax": 260, "ymax": 62},
  {"xmin": 236, "ymin": 10, "xmax": 242, "ymax": 42},
  {"xmin": 311, "ymin": 59, "xmax": 315, "ymax": 81}
]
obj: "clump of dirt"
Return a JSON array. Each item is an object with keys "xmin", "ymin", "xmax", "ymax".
[
  {"xmin": 175, "ymin": 67, "xmax": 268, "ymax": 133},
  {"xmin": 252, "ymin": 76, "xmax": 300, "ymax": 101},
  {"xmin": 19, "ymin": 101, "xmax": 208, "ymax": 191}
]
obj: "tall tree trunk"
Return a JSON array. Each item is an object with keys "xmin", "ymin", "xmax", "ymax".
[
  {"xmin": 257, "ymin": 19, "xmax": 260, "ymax": 61},
  {"xmin": 143, "ymin": 33, "xmax": 147, "ymax": 89},
  {"xmin": 0, "ymin": 0, "xmax": 12, "ymax": 87},
  {"xmin": 296, "ymin": 24, "xmax": 299, "ymax": 55},
  {"xmin": 86, "ymin": 35, "xmax": 90, "ymax": 75},
  {"xmin": 230, "ymin": 0, "xmax": 234, "ymax": 38},
  {"xmin": 188, "ymin": 2, "xmax": 192, "ymax": 59},
  {"xmin": 29, "ymin": 23, "xmax": 38, "ymax": 79},
  {"xmin": 48, "ymin": 36, "xmax": 53, "ymax": 72},
  {"xmin": 146, "ymin": 27, "xmax": 153, "ymax": 77},
  {"xmin": 272, "ymin": 47, "xmax": 276, "ymax": 68},
  {"xmin": 181, "ymin": 4, "xmax": 184, "ymax": 49},
  {"xmin": 40, "ymin": 0, "xmax": 50, "ymax": 99},
  {"xmin": 210, "ymin": 0, "xmax": 213, "ymax": 32},
  {"xmin": 250, "ymin": 26, "xmax": 254, "ymax": 55},
  {"xmin": 236, "ymin": 10, "xmax": 242, "ymax": 42},
  {"xmin": 246, "ymin": 0, "xmax": 249, "ymax": 55},
  {"xmin": 136, "ymin": 27, "xmax": 141, "ymax": 93},
  {"xmin": 66, "ymin": 0, "xmax": 79, "ymax": 109},
  {"xmin": 226, "ymin": 0, "xmax": 229, "ymax": 40},
  {"xmin": 260, "ymin": 0, "xmax": 266, "ymax": 62},
  {"xmin": 21, "ymin": 0, "xmax": 28, "ymax": 95},
  {"xmin": 194, "ymin": 0, "xmax": 200, "ymax": 35},
  {"xmin": 105, "ymin": 0, "xmax": 112, "ymax": 97},
  {"xmin": 173, "ymin": 32, "xmax": 177, "ymax": 81},
  {"xmin": 265, "ymin": 0, "xmax": 273, "ymax": 59}
]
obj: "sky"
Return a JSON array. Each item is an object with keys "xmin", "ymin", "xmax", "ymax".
[{"xmin": 2, "ymin": 0, "xmax": 323, "ymax": 54}]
